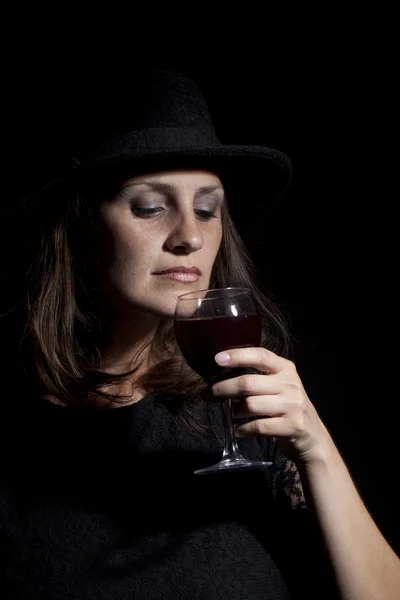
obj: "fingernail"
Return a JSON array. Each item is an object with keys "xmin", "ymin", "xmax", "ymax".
[{"xmin": 215, "ymin": 351, "xmax": 230, "ymax": 364}]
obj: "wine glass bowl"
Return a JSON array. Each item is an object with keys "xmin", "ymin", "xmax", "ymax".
[{"xmin": 174, "ymin": 290, "xmax": 261, "ymax": 385}]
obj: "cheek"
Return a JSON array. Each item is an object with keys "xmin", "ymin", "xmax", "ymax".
[
  {"xmin": 110, "ymin": 230, "xmax": 159, "ymax": 284},
  {"xmin": 210, "ymin": 226, "xmax": 223, "ymax": 256},
  {"xmin": 114, "ymin": 239, "xmax": 151, "ymax": 272},
  {"xmin": 100, "ymin": 216, "xmax": 144, "ymax": 264}
]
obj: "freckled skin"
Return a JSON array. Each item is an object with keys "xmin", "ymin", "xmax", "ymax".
[{"xmin": 96, "ymin": 169, "xmax": 224, "ymax": 322}]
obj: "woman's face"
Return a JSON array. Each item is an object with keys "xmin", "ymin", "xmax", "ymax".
[{"xmin": 96, "ymin": 169, "xmax": 224, "ymax": 320}]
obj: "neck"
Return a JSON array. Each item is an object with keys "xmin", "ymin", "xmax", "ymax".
[
  {"xmin": 96, "ymin": 310, "xmax": 161, "ymax": 406},
  {"xmin": 101, "ymin": 314, "xmax": 159, "ymax": 370}
]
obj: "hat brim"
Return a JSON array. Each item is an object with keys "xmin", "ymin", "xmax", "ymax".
[{"xmin": 6, "ymin": 144, "xmax": 292, "ymax": 240}]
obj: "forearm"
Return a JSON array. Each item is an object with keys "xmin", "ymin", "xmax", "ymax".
[{"xmin": 298, "ymin": 435, "xmax": 400, "ymax": 600}]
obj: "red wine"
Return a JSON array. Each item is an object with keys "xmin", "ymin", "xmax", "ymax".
[{"xmin": 174, "ymin": 313, "xmax": 262, "ymax": 384}]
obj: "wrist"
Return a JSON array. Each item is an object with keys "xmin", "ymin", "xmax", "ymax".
[{"xmin": 298, "ymin": 425, "xmax": 339, "ymax": 469}]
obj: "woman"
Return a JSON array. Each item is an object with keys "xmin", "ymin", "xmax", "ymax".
[{"xmin": 0, "ymin": 69, "xmax": 398, "ymax": 599}]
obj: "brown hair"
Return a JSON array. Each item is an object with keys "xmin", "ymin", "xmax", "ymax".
[{"xmin": 1, "ymin": 173, "xmax": 291, "ymax": 429}]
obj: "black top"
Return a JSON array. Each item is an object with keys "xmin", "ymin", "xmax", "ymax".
[{"xmin": 0, "ymin": 391, "xmax": 339, "ymax": 599}]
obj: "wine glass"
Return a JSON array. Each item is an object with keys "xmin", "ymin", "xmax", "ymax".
[{"xmin": 174, "ymin": 287, "xmax": 272, "ymax": 475}]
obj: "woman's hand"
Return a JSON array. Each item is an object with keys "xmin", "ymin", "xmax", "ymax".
[{"xmin": 210, "ymin": 347, "xmax": 333, "ymax": 465}]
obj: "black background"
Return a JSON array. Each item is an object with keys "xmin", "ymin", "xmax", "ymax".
[{"xmin": 1, "ymin": 22, "xmax": 397, "ymax": 554}]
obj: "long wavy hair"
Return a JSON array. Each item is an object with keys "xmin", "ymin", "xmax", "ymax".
[{"xmin": 0, "ymin": 170, "xmax": 291, "ymax": 430}]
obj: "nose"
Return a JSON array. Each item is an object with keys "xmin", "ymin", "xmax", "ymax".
[{"xmin": 165, "ymin": 211, "xmax": 204, "ymax": 253}]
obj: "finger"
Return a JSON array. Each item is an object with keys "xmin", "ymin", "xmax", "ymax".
[
  {"xmin": 211, "ymin": 372, "xmax": 282, "ymax": 398},
  {"xmin": 232, "ymin": 395, "xmax": 286, "ymax": 418},
  {"xmin": 215, "ymin": 346, "xmax": 295, "ymax": 376},
  {"xmin": 235, "ymin": 416, "xmax": 292, "ymax": 438}
]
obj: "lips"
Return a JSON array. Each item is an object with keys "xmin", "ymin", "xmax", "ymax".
[{"xmin": 155, "ymin": 266, "xmax": 201, "ymax": 275}]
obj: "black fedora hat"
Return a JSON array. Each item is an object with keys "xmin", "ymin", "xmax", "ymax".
[{"xmin": 4, "ymin": 69, "xmax": 292, "ymax": 240}]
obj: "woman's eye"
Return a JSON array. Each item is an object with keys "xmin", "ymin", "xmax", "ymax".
[
  {"xmin": 195, "ymin": 210, "xmax": 217, "ymax": 221},
  {"xmin": 131, "ymin": 207, "xmax": 163, "ymax": 218},
  {"xmin": 131, "ymin": 207, "xmax": 217, "ymax": 220}
]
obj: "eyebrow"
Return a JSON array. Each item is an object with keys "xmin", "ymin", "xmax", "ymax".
[{"xmin": 122, "ymin": 181, "xmax": 225, "ymax": 201}]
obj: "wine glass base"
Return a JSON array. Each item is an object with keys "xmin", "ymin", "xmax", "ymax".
[{"xmin": 194, "ymin": 457, "xmax": 272, "ymax": 475}]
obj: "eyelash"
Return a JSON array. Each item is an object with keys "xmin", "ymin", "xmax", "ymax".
[{"xmin": 132, "ymin": 207, "xmax": 217, "ymax": 221}]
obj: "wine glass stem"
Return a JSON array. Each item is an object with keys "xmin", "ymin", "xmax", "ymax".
[{"xmin": 220, "ymin": 398, "xmax": 242, "ymax": 460}]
